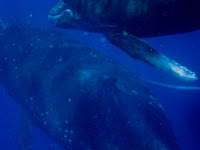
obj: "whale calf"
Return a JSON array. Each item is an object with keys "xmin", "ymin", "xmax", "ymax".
[
  {"xmin": 49, "ymin": 0, "xmax": 200, "ymax": 81},
  {"xmin": 0, "ymin": 18, "xmax": 180, "ymax": 150}
]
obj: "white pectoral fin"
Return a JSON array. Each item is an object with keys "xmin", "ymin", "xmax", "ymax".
[
  {"xmin": 106, "ymin": 33, "xmax": 197, "ymax": 81},
  {"xmin": 160, "ymin": 56, "xmax": 197, "ymax": 81}
]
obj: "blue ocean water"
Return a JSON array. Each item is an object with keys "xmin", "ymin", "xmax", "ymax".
[{"xmin": 0, "ymin": 0, "xmax": 199, "ymax": 150}]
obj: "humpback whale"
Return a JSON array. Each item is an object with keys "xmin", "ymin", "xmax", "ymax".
[
  {"xmin": 0, "ymin": 18, "xmax": 180, "ymax": 150},
  {"xmin": 48, "ymin": 0, "xmax": 200, "ymax": 81}
]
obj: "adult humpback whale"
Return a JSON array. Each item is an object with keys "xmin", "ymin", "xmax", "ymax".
[
  {"xmin": 0, "ymin": 18, "xmax": 180, "ymax": 150},
  {"xmin": 48, "ymin": 0, "xmax": 200, "ymax": 81}
]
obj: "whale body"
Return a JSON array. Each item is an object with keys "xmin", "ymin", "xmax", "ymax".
[
  {"xmin": 49, "ymin": 0, "xmax": 200, "ymax": 37},
  {"xmin": 0, "ymin": 18, "xmax": 180, "ymax": 150},
  {"xmin": 49, "ymin": 0, "xmax": 200, "ymax": 81}
]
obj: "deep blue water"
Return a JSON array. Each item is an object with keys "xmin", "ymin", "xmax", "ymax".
[{"xmin": 0, "ymin": 0, "xmax": 200, "ymax": 150}]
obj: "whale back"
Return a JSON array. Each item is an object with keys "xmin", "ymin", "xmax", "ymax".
[{"xmin": 0, "ymin": 19, "xmax": 180, "ymax": 150}]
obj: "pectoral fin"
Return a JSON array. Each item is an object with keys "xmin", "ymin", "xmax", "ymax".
[{"xmin": 106, "ymin": 33, "xmax": 197, "ymax": 81}]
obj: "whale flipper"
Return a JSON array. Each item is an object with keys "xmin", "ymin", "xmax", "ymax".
[{"xmin": 106, "ymin": 33, "xmax": 197, "ymax": 81}]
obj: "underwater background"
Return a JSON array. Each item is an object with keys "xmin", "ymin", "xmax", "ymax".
[{"xmin": 0, "ymin": 0, "xmax": 199, "ymax": 150}]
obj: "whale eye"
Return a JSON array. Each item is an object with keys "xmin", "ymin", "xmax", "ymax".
[{"xmin": 64, "ymin": 9, "xmax": 73, "ymax": 18}]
